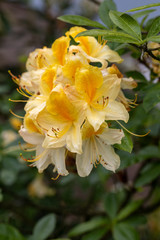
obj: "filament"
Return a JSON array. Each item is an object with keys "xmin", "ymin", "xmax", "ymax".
[
  {"xmin": 9, "ymin": 109, "xmax": 24, "ymax": 119},
  {"xmin": 20, "ymin": 151, "xmax": 45, "ymax": 162},
  {"xmin": 9, "ymin": 98, "xmax": 28, "ymax": 103},
  {"xmin": 8, "ymin": 70, "xmax": 20, "ymax": 85},
  {"xmin": 17, "ymin": 87, "xmax": 32, "ymax": 99},
  {"xmin": 51, "ymin": 174, "xmax": 60, "ymax": 180},
  {"xmin": 116, "ymin": 120, "xmax": 151, "ymax": 137}
]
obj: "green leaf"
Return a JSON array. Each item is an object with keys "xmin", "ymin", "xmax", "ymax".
[
  {"xmin": 99, "ymin": 0, "xmax": 117, "ymax": 29},
  {"xmin": 104, "ymin": 191, "xmax": 126, "ymax": 219},
  {"xmin": 32, "ymin": 214, "xmax": 56, "ymax": 240},
  {"xmin": 76, "ymin": 29, "xmax": 139, "ymax": 44},
  {"xmin": 126, "ymin": 3, "xmax": 160, "ymax": 12},
  {"xmin": 113, "ymin": 223, "xmax": 140, "ymax": 240},
  {"xmin": 143, "ymin": 83, "xmax": 160, "ymax": 112},
  {"xmin": 146, "ymin": 35, "xmax": 160, "ymax": 43},
  {"xmin": 68, "ymin": 217, "xmax": 108, "ymax": 237},
  {"xmin": 135, "ymin": 164, "xmax": 160, "ymax": 188},
  {"xmin": 147, "ymin": 16, "xmax": 160, "ymax": 37},
  {"xmin": 89, "ymin": 62, "xmax": 102, "ymax": 68},
  {"xmin": 117, "ymin": 201, "xmax": 142, "ymax": 221},
  {"xmin": 126, "ymin": 215, "xmax": 147, "ymax": 227},
  {"xmin": 0, "ymin": 223, "xmax": 25, "ymax": 240},
  {"xmin": 69, "ymin": 35, "xmax": 79, "ymax": 46},
  {"xmin": 132, "ymin": 9, "xmax": 156, "ymax": 19},
  {"xmin": 109, "ymin": 11, "xmax": 142, "ymax": 40},
  {"xmin": 126, "ymin": 71, "xmax": 147, "ymax": 82},
  {"xmin": 136, "ymin": 146, "xmax": 160, "ymax": 162},
  {"xmin": 82, "ymin": 228, "xmax": 108, "ymax": 240},
  {"xmin": 58, "ymin": 15, "xmax": 106, "ymax": 29},
  {"xmin": 114, "ymin": 131, "xmax": 133, "ymax": 153}
]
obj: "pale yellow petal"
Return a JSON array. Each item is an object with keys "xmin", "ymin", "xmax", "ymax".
[
  {"xmin": 97, "ymin": 128, "xmax": 124, "ymax": 145},
  {"xmin": 76, "ymin": 139, "xmax": 93, "ymax": 177},
  {"xmin": 19, "ymin": 127, "xmax": 44, "ymax": 145},
  {"xmin": 105, "ymin": 100, "xmax": 129, "ymax": 123},
  {"xmin": 86, "ymin": 107, "xmax": 106, "ymax": 132},
  {"xmin": 96, "ymin": 138, "xmax": 120, "ymax": 172},
  {"xmin": 66, "ymin": 124, "xmax": 82, "ymax": 154},
  {"xmin": 50, "ymin": 148, "xmax": 69, "ymax": 176}
]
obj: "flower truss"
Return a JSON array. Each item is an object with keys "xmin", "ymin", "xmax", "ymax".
[{"xmin": 11, "ymin": 27, "xmax": 138, "ymax": 178}]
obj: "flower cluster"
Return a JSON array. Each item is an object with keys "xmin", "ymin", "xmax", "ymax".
[{"xmin": 16, "ymin": 27, "xmax": 137, "ymax": 177}]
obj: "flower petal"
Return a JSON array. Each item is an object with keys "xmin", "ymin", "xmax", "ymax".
[
  {"xmin": 86, "ymin": 107, "xmax": 106, "ymax": 132},
  {"xmin": 76, "ymin": 139, "xmax": 93, "ymax": 177},
  {"xmin": 66, "ymin": 124, "xmax": 82, "ymax": 154},
  {"xmin": 97, "ymin": 128, "xmax": 124, "ymax": 145},
  {"xmin": 51, "ymin": 147, "xmax": 69, "ymax": 176},
  {"xmin": 19, "ymin": 127, "xmax": 44, "ymax": 145},
  {"xmin": 105, "ymin": 100, "xmax": 129, "ymax": 123},
  {"xmin": 96, "ymin": 138, "xmax": 120, "ymax": 172}
]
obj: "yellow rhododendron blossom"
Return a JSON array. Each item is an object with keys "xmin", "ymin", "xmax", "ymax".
[
  {"xmin": 9, "ymin": 26, "xmax": 138, "ymax": 178},
  {"xmin": 76, "ymin": 122, "xmax": 124, "ymax": 177}
]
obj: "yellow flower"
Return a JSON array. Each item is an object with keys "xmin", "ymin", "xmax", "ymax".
[
  {"xmin": 37, "ymin": 84, "xmax": 84, "ymax": 154},
  {"xmin": 14, "ymin": 26, "xmax": 135, "ymax": 177},
  {"xmin": 66, "ymin": 27, "xmax": 123, "ymax": 67},
  {"xmin": 76, "ymin": 121, "xmax": 124, "ymax": 177}
]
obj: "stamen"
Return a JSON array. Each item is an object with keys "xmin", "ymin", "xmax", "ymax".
[
  {"xmin": 116, "ymin": 120, "xmax": 151, "ymax": 137},
  {"xmin": 51, "ymin": 174, "xmax": 60, "ymax": 180},
  {"xmin": 20, "ymin": 151, "xmax": 44, "ymax": 162},
  {"xmin": 9, "ymin": 98, "xmax": 28, "ymax": 103},
  {"xmin": 102, "ymin": 96, "xmax": 109, "ymax": 107},
  {"xmin": 17, "ymin": 87, "xmax": 32, "ymax": 99},
  {"xmin": 9, "ymin": 109, "xmax": 24, "ymax": 119},
  {"xmin": 8, "ymin": 70, "xmax": 20, "ymax": 85}
]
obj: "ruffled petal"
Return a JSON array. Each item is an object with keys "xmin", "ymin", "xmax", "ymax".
[{"xmin": 86, "ymin": 107, "xmax": 106, "ymax": 132}]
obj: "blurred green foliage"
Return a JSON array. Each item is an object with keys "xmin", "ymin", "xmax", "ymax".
[{"xmin": 0, "ymin": 0, "xmax": 160, "ymax": 240}]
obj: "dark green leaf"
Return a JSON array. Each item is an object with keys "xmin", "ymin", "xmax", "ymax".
[
  {"xmin": 109, "ymin": 11, "xmax": 142, "ymax": 40},
  {"xmin": 104, "ymin": 191, "xmax": 126, "ymax": 219},
  {"xmin": 113, "ymin": 223, "xmax": 140, "ymax": 240},
  {"xmin": 132, "ymin": 9, "xmax": 156, "ymax": 19},
  {"xmin": 76, "ymin": 30, "xmax": 139, "ymax": 44},
  {"xmin": 135, "ymin": 164, "xmax": 160, "ymax": 188},
  {"xmin": 136, "ymin": 145, "xmax": 160, "ymax": 162},
  {"xmin": 89, "ymin": 62, "xmax": 102, "ymax": 68},
  {"xmin": 146, "ymin": 35, "xmax": 160, "ymax": 43},
  {"xmin": 58, "ymin": 15, "xmax": 106, "ymax": 29},
  {"xmin": 82, "ymin": 228, "xmax": 108, "ymax": 240},
  {"xmin": 0, "ymin": 223, "xmax": 25, "ymax": 240},
  {"xmin": 32, "ymin": 214, "xmax": 56, "ymax": 240},
  {"xmin": 114, "ymin": 131, "xmax": 133, "ymax": 153},
  {"xmin": 147, "ymin": 16, "xmax": 160, "ymax": 37},
  {"xmin": 126, "ymin": 215, "xmax": 147, "ymax": 227},
  {"xmin": 143, "ymin": 83, "xmax": 160, "ymax": 112},
  {"xmin": 117, "ymin": 201, "xmax": 142, "ymax": 221},
  {"xmin": 68, "ymin": 217, "xmax": 108, "ymax": 237},
  {"xmin": 69, "ymin": 35, "xmax": 79, "ymax": 46},
  {"xmin": 126, "ymin": 71, "xmax": 147, "ymax": 82},
  {"xmin": 99, "ymin": 0, "xmax": 117, "ymax": 29},
  {"xmin": 126, "ymin": 3, "xmax": 160, "ymax": 12}
]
